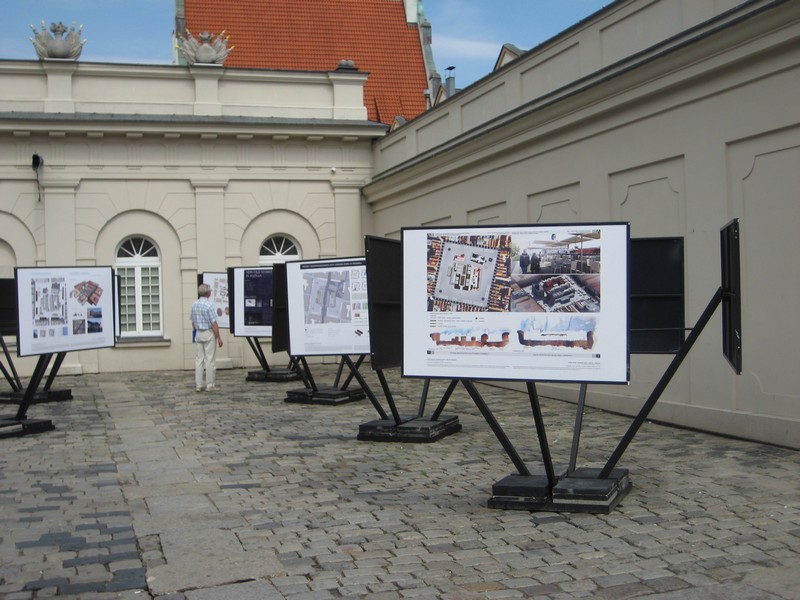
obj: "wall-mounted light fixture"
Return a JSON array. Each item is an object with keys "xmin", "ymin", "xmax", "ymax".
[{"xmin": 32, "ymin": 153, "xmax": 43, "ymax": 201}]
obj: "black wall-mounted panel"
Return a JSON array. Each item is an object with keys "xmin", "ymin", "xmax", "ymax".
[
  {"xmin": 629, "ymin": 237, "xmax": 685, "ymax": 354},
  {"xmin": 720, "ymin": 219, "xmax": 742, "ymax": 374}
]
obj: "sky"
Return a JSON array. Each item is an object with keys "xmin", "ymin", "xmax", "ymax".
[{"xmin": 0, "ymin": 0, "xmax": 611, "ymax": 89}]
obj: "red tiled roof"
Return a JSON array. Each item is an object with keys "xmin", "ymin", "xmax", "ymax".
[{"xmin": 184, "ymin": 0, "xmax": 428, "ymax": 124}]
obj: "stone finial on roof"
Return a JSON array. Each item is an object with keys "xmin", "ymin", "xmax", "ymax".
[
  {"xmin": 30, "ymin": 20, "xmax": 86, "ymax": 60},
  {"xmin": 336, "ymin": 59, "xmax": 358, "ymax": 72},
  {"xmin": 177, "ymin": 30, "xmax": 233, "ymax": 65}
]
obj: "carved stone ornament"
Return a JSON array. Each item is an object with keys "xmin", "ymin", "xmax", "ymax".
[
  {"xmin": 30, "ymin": 20, "xmax": 86, "ymax": 60},
  {"xmin": 177, "ymin": 30, "xmax": 233, "ymax": 65}
]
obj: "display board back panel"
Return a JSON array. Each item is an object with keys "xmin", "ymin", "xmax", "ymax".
[
  {"xmin": 271, "ymin": 263, "xmax": 290, "ymax": 353},
  {"xmin": 15, "ymin": 266, "xmax": 116, "ymax": 356},
  {"xmin": 286, "ymin": 257, "xmax": 370, "ymax": 356},
  {"xmin": 402, "ymin": 223, "xmax": 629, "ymax": 383},
  {"xmin": 364, "ymin": 236, "xmax": 402, "ymax": 370},
  {"xmin": 0, "ymin": 278, "xmax": 18, "ymax": 337}
]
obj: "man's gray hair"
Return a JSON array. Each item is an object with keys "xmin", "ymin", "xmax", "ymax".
[{"xmin": 198, "ymin": 283, "xmax": 211, "ymax": 297}]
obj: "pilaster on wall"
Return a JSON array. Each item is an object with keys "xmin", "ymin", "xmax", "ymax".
[
  {"xmin": 192, "ymin": 178, "xmax": 228, "ymax": 270},
  {"xmin": 190, "ymin": 64, "xmax": 224, "ymax": 116},
  {"xmin": 42, "ymin": 59, "xmax": 77, "ymax": 113},
  {"xmin": 42, "ymin": 178, "xmax": 80, "ymax": 265},
  {"xmin": 332, "ymin": 181, "xmax": 363, "ymax": 256}
]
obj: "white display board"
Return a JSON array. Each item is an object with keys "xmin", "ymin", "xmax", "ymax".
[
  {"xmin": 286, "ymin": 257, "xmax": 370, "ymax": 356},
  {"xmin": 230, "ymin": 267, "xmax": 273, "ymax": 337},
  {"xmin": 402, "ymin": 223, "xmax": 629, "ymax": 383},
  {"xmin": 201, "ymin": 272, "xmax": 230, "ymax": 329},
  {"xmin": 16, "ymin": 266, "xmax": 116, "ymax": 357}
]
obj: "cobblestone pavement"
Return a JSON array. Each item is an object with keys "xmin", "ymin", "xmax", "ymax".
[{"xmin": 1, "ymin": 365, "xmax": 798, "ymax": 599}]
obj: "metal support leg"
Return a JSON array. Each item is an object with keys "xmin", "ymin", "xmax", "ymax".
[
  {"xmin": 461, "ymin": 379, "xmax": 531, "ymax": 476},
  {"xmin": 430, "ymin": 379, "xmax": 459, "ymax": 421},
  {"xmin": 567, "ymin": 383, "xmax": 588, "ymax": 475},
  {"xmin": 600, "ymin": 287, "xmax": 723, "ymax": 478},
  {"xmin": 527, "ymin": 382, "xmax": 556, "ymax": 487}
]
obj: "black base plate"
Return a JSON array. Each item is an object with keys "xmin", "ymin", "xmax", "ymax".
[
  {"xmin": 285, "ymin": 386, "xmax": 366, "ymax": 405},
  {"xmin": 487, "ymin": 468, "xmax": 631, "ymax": 513},
  {"xmin": 246, "ymin": 369, "xmax": 302, "ymax": 382},
  {"xmin": 551, "ymin": 467, "xmax": 631, "ymax": 514},
  {"xmin": 0, "ymin": 389, "xmax": 73, "ymax": 404},
  {"xmin": 357, "ymin": 414, "xmax": 461, "ymax": 443},
  {"xmin": 487, "ymin": 474, "xmax": 552, "ymax": 510},
  {"xmin": 0, "ymin": 416, "xmax": 55, "ymax": 438}
]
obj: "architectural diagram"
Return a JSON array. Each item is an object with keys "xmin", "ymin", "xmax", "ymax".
[
  {"xmin": 428, "ymin": 234, "xmax": 512, "ymax": 312},
  {"xmin": 304, "ymin": 270, "xmax": 353, "ymax": 324}
]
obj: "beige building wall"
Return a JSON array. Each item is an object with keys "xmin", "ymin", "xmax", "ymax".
[
  {"xmin": 0, "ymin": 61, "xmax": 383, "ymax": 376},
  {"xmin": 2, "ymin": 0, "xmax": 798, "ymax": 448},
  {"xmin": 363, "ymin": 0, "xmax": 800, "ymax": 448}
]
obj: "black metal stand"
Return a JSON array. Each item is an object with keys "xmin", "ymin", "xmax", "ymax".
[
  {"xmin": 0, "ymin": 353, "xmax": 56, "ymax": 437},
  {"xmin": 601, "ymin": 287, "xmax": 724, "ymax": 477},
  {"xmin": 476, "ymin": 379, "xmax": 557, "ymax": 509},
  {"xmin": 548, "ymin": 287, "xmax": 726, "ymax": 513},
  {"xmin": 0, "ymin": 341, "xmax": 72, "ymax": 404},
  {"xmin": 0, "ymin": 334, "xmax": 23, "ymax": 392},
  {"xmin": 284, "ymin": 355, "xmax": 366, "ymax": 404},
  {"xmin": 244, "ymin": 336, "xmax": 303, "ymax": 382},
  {"xmin": 357, "ymin": 375, "xmax": 462, "ymax": 443}
]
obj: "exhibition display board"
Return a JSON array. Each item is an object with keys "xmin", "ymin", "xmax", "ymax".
[
  {"xmin": 285, "ymin": 257, "xmax": 370, "ymax": 357},
  {"xmin": 199, "ymin": 272, "xmax": 230, "ymax": 329},
  {"xmin": 15, "ymin": 266, "xmax": 115, "ymax": 357},
  {"xmin": 402, "ymin": 223, "xmax": 629, "ymax": 383},
  {"xmin": 359, "ymin": 236, "xmax": 463, "ymax": 442},
  {"xmin": 228, "ymin": 267, "xmax": 273, "ymax": 337}
]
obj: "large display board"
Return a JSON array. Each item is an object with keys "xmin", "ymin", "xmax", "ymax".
[
  {"xmin": 199, "ymin": 272, "xmax": 230, "ymax": 329},
  {"xmin": 364, "ymin": 236, "xmax": 402, "ymax": 370},
  {"xmin": 286, "ymin": 257, "xmax": 370, "ymax": 356},
  {"xmin": 15, "ymin": 266, "xmax": 116, "ymax": 357},
  {"xmin": 402, "ymin": 223, "xmax": 629, "ymax": 383},
  {"xmin": 229, "ymin": 267, "xmax": 273, "ymax": 337}
]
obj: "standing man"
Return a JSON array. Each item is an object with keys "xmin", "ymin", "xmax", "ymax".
[
  {"xmin": 191, "ymin": 283, "xmax": 223, "ymax": 392},
  {"xmin": 519, "ymin": 250, "xmax": 530, "ymax": 274}
]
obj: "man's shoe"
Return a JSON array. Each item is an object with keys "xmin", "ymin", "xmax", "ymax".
[
  {"xmin": 205, "ymin": 385, "xmax": 215, "ymax": 392},
  {"xmin": 195, "ymin": 387, "xmax": 204, "ymax": 393}
]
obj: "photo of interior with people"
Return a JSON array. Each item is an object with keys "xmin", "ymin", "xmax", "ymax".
[{"xmin": 509, "ymin": 230, "xmax": 602, "ymax": 313}]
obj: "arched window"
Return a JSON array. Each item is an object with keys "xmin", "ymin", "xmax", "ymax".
[
  {"xmin": 115, "ymin": 236, "xmax": 162, "ymax": 337},
  {"xmin": 259, "ymin": 235, "xmax": 301, "ymax": 265}
]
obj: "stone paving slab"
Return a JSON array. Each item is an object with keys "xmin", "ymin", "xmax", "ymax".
[{"xmin": 0, "ymin": 366, "xmax": 798, "ymax": 599}]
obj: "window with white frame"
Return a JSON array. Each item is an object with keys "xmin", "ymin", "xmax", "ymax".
[
  {"xmin": 259, "ymin": 235, "xmax": 301, "ymax": 265},
  {"xmin": 115, "ymin": 236, "xmax": 162, "ymax": 337}
]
